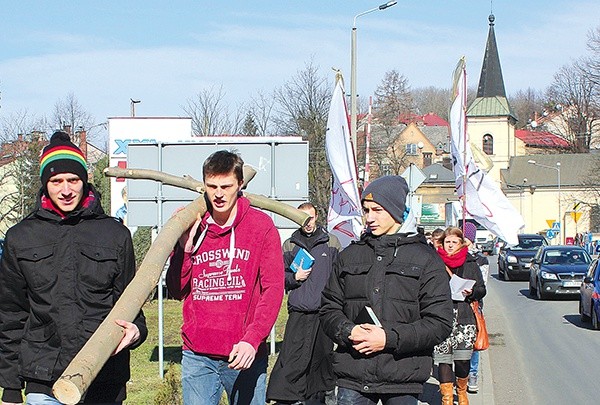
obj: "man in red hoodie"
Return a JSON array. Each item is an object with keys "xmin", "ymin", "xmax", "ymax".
[{"xmin": 166, "ymin": 150, "xmax": 284, "ymax": 405}]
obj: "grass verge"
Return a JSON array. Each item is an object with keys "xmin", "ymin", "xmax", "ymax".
[{"xmin": 126, "ymin": 295, "xmax": 288, "ymax": 404}]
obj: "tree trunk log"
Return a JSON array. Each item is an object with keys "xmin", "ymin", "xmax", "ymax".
[{"xmin": 52, "ymin": 167, "xmax": 308, "ymax": 404}]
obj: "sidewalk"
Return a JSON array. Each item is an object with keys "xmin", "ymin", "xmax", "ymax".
[{"xmin": 419, "ymin": 349, "xmax": 495, "ymax": 405}]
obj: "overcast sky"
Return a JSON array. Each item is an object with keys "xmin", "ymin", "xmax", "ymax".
[{"xmin": 2, "ymin": 0, "xmax": 599, "ymax": 133}]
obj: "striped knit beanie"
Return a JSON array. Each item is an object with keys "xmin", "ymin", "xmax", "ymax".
[{"xmin": 40, "ymin": 131, "xmax": 88, "ymax": 186}]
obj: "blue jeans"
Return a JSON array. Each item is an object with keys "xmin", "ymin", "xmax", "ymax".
[
  {"xmin": 470, "ymin": 350, "xmax": 480, "ymax": 375},
  {"xmin": 182, "ymin": 350, "xmax": 267, "ymax": 405},
  {"xmin": 337, "ymin": 387, "xmax": 418, "ymax": 405},
  {"xmin": 26, "ymin": 393, "xmax": 121, "ymax": 405}
]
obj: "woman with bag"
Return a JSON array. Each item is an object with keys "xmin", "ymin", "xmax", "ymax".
[{"xmin": 433, "ymin": 226, "xmax": 486, "ymax": 405}]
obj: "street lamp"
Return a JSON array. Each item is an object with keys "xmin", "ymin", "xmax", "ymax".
[
  {"xmin": 350, "ymin": 1, "xmax": 397, "ymax": 158},
  {"xmin": 528, "ymin": 159, "xmax": 561, "ymax": 243},
  {"xmin": 529, "ymin": 184, "xmax": 536, "ymax": 234},
  {"xmin": 130, "ymin": 99, "xmax": 141, "ymax": 117},
  {"xmin": 520, "ymin": 178, "xmax": 527, "ymax": 216}
]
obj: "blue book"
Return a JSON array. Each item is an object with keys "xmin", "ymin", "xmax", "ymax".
[{"xmin": 290, "ymin": 248, "xmax": 315, "ymax": 273}]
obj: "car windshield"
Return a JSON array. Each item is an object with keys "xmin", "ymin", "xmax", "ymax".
[
  {"xmin": 542, "ymin": 249, "xmax": 591, "ymax": 265},
  {"xmin": 513, "ymin": 238, "xmax": 545, "ymax": 250}
]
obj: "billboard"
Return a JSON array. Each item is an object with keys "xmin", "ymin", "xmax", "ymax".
[
  {"xmin": 126, "ymin": 137, "xmax": 309, "ymax": 230},
  {"xmin": 108, "ymin": 117, "xmax": 192, "ymax": 222}
]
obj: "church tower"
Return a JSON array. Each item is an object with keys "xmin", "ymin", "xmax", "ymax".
[{"xmin": 467, "ymin": 14, "xmax": 517, "ymax": 183}]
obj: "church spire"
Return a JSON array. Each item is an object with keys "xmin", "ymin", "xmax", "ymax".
[{"xmin": 476, "ymin": 14, "xmax": 507, "ymax": 98}]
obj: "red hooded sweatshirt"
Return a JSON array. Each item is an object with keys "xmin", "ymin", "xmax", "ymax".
[{"xmin": 166, "ymin": 196, "xmax": 284, "ymax": 358}]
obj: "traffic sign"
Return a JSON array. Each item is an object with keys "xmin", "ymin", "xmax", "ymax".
[
  {"xmin": 571, "ymin": 212, "xmax": 582, "ymax": 223},
  {"xmin": 552, "ymin": 222, "xmax": 561, "ymax": 231},
  {"xmin": 546, "ymin": 229, "xmax": 556, "ymax": 239},
  {"xmin": 546, "ymin": 219, "xmax": 556, "ymax": 228},
  {"xmin": 401, "ymin": 164, "xmax": 426, "ymax": 193}
]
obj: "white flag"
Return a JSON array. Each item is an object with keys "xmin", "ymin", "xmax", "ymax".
[
  {"xmin": 325, "ymin": 78, "xmax": 363, "ymax": 248},
  {"xmin": 449, "ymin": 58, "xmax": 524, "ymax": 245}
]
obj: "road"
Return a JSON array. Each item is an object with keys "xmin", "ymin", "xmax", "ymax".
[{"xmin": 485, "ymin": 257, "xmax": 597, "ymax": 404}]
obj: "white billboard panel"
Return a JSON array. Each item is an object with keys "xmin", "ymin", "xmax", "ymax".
[{"xmin": 108, "ymin": 117, "xmax": 192, "ymax": 220}]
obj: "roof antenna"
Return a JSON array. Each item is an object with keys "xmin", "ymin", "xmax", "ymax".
[{"xmin": 490, "ymin": 0, "xmax": 493, "ymax": 14}]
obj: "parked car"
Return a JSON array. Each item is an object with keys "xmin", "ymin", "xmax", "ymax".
[
  {"xmin": 579, "ymin": 258, "xmax": 600, "ymax": 329},
  {"xmin": 497, "ymin": 234, "xmax": 548, "ymax": 281},
  {"xmin": 0, "ymin": 238, "xmax": 3, "ymax": 259},
  {"xmin": 529, "ymin": 245, "xmax": 592, "ymax": 300}
]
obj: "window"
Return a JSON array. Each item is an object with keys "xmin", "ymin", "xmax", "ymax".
[
  {"xmin": 405, "ymin": 143, "xmax": 418, "ymax": 155},
  {"xmin": 483, "ymin": 134, "xmax": 493, "ymax": 155},
  {"xmin": 381, "ymin": 163, "xmax": 392, "ymax": 176},
  {"xmin": 423, "ymin": 152, "xmax": 432, "ymax": 167}
]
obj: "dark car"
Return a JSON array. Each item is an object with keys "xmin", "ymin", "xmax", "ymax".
[
  {"xmin": 579, "ymin": 258, "xmax": 600, "ymax": 329},
  {"xmin": 497, "ymin": 234, "xmax": 548, "ymax": 281},
  {"xmin": 529, "ymin": 245, "xmax": 592, "ymax": 300},
  {"xmin": 0, "ymin": 238, "xmax": 3, "ymax": 259}
]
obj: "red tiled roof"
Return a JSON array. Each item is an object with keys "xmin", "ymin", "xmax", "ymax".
[
  {"xmin": 420, "ymin": 112, "xmax": 449, "ymax": 127},
  {"xmin": 515, "ymin": 129, "xmax": 570, "ymax": 148},
  {"xmin": 399, "ymin": 112, "xmax": 449, "ymax": 127},
  {"xmin": 357, "ymin": 112, "xmax": 449, "ymax": 127}
]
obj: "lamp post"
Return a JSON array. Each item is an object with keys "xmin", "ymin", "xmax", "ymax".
[
  {"xmin": 528, "ymin": 160, "xmax": 561, "ymax": 243},
  {"xmin": 130, "ymin": 99, "xmax": 141, "ymax": 117},
  {"xmin": 350, "ymin": 1, "xmax": 397, "ymax": 158},
  {"xmin": 520, "ymin": 178, "xmax": 528, "ymax": 216},
  {"xmin": 529, "ymin": 184, "xmax": 536, "ymax": 234}
]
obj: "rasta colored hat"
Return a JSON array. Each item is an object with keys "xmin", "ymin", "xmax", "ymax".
[
  {"xmin": 463, "ymin": 221, "xmax": 477, "ymax": 243},
  {"xmin": 40, "ymin": 131, "xmax": 88, "ymax": 185},
  {"xmin": 361, "ymin": 175, "xmax": 409, "ymax": 224}
]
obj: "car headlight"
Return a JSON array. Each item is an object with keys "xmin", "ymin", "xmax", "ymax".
[
  {"xmin": 507, "ymin": 256, "xmax": 518, "ymax": 264},
  {"xmin": 540, "ymin": 271, "xmax": 558, "ymax": 280}
]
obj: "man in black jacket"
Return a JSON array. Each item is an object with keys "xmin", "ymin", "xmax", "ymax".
[
  {"xmin": 320, "ymin": 176, "xmax": 453, "ymax": 405},
  {"xmin": 267, "ymin": 202, "xmax": 341, "ymax": 405},
  {"xmin": 0, "ymin": 131, "xmax": 147, "ymax": 405}
]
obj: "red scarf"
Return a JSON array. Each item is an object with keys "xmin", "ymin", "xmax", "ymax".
[
  {"xmin": 437, "ymin": 245, "xmax": 468, "ymax": 270},
  {"xmin": 41, "ymin": 191, "xmax": 95, "ymax": 219}
]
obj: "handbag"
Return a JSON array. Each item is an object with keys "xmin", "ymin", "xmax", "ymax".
[{"xmin": 471, "ymin": 300, "xmax": 489, "ymax": 351}]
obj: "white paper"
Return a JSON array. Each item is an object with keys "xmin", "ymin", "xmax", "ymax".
[{"xmin": 449, "ymin": 274, "xmax": 476, "ymax": 301}]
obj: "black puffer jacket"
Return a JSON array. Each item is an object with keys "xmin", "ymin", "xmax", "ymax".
[
  {"xmin": 0, "ymin": 186, "xmax": 147, "ymax": 403},
  {"xmin": 449, "ymin": 254, "xmax": 486, "ymax": 325},
  {"xmin": 320, "ymin": 232, "xmax": 453, "ymax": 394},
  {"xmin": 284, "ymin": 227, "xmax": 341, "ymax": 312}
]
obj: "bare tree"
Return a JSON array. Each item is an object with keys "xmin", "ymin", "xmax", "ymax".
[
  {"xmin": 586, "ymin": 26, "xmax": 600, "ymax": 85},
  {"xmin": 545, "ymin": 59, "xmax": 600, "ymax": 152},
  {"xmin": 413, "ymin": 86, "xmax": 450, "ymax": 122},
  {"xmin": 52, "ymin": 92, "xmax": 96, "ymax": 143},
  {"xmin": 249, "ymin": 90, "xmax": 276, "ymax": 136},
  {"xmin": 183, "ymin": 85, "xmax": 245, "ymax": 136},
  {"xmin": 509, "ymin": 87, "xmax": 545, "ymax": 128},
  {"xmin": 273, "ymin": 60, "xmax": 332, "ymax": 221},
  {"xmin": 373, "ymin": 70, "xmax": 415, "ymax": 129}
]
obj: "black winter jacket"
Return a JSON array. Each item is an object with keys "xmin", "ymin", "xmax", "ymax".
[
  {"xmin": 284, "ymin": 227, "xmax": 341, "ymax": 312},
  {"xmin": 448, "ymin": 254, "xmax": 487, "ymax": 325},
  {"xmin": 0, "ymin": 186, "xmax": 148, "ymax": 403},
  {"xmin": 320, "ymin": 232, "xmax": 453, "ymax": 394}
]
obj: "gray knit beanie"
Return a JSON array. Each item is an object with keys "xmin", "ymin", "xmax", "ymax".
[{"xmin": 361, "ymin": 176, "xmax": 409, "ymax": 224}]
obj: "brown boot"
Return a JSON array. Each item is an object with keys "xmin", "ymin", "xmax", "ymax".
[
  {"xmin": 456, "ymin": 376, "xmax": 469, "ymax": 405},
  {"xmin": 439, "ymin": 382, "xmax": 454, "ymax": 405}
]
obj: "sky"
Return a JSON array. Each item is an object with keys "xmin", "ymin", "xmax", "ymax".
[{"xmin": 1, "ymin": 0, "xmax": 600, "ymax": 139}]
